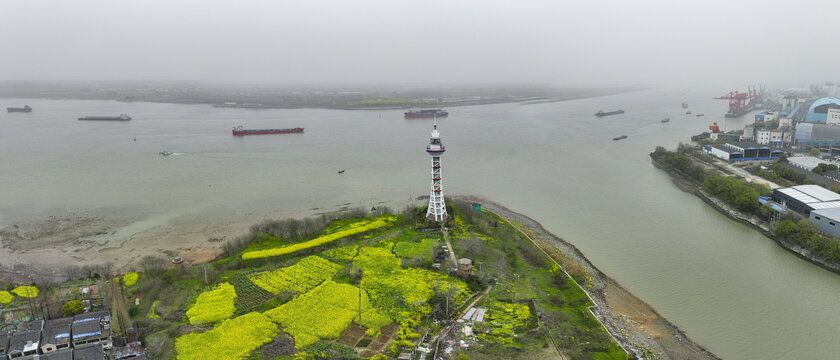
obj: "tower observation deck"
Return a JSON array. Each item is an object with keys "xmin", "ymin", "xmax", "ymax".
[{"xmin": 425, "ymin": 120, "xmax": 448, "ymax": 222}]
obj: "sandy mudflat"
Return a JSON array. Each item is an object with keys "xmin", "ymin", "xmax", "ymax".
[{"xmin": 0, "ymin": 211, "xmax": 255, "ymax": 277}]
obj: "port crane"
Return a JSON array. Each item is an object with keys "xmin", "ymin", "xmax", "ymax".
[
  {"xmin": 714, "ymin": 86, "xmax": 762, "ymax": 118},
  {"xmin": 714, "ymin": 91, "xmax": 749, "ymax": 117}
]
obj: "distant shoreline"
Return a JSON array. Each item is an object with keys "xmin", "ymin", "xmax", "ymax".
[{"xmin": 0, "ymin": 84, "xmax": 647, "ymax": 111}]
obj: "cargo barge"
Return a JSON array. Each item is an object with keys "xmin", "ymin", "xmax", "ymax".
[
  {"xmin": 405, "ymin": 109, "xmax": 448, "ymax": 119},
  {"xmin": 232, "ymin": 125, "xmax": 304, "ymax": 135},
  {"xmin": 78, "ymin": 114, "xmax": 131, "ymax": 121},
  {"xmin": 724, "ymin": 104, "xmax": 755, "ymax": 118},
  {"xmin": 7, "ymin": 105, "xmax": 32, "ymax": 113},
  {"xmin": 595, "ymin": 109, "xmax": 624, "ymax": 117}
]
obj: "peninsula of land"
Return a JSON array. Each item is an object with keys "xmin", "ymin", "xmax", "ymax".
[{"xmin": 0, "ymin": 197, "xmax": 717, "ymax": 360}]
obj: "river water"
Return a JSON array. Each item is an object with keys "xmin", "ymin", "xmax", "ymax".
[{"xmin": 1, "ymin": 90, "xmax": 838, "ymax": 359}]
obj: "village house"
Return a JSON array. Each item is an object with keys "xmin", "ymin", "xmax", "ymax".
[{"xmin": 41, "ymin": 318, "xmax": 73, "ymax": 353}]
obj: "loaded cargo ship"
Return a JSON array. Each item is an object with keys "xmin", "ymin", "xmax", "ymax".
[
  {"xmin": 7, "ymin": 105, "xmax": 32, "ymax": 113},
  {"xmin": 232, "ymin": 125, "xmax": 304, "ymax": 135},
  {"xmin": 404, "ymin": 109, "xmax": 448, "ymax": 119},
  {"xmin": 595, "ymin": 110, "xmax": 624, "ymax": 117},
  {"xmin": 78, "ymin": 114, "xmax": 131, "ymax": 121}
]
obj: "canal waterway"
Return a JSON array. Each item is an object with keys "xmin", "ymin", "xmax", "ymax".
[{"xmin": 1, "ymin": 89, "xmax": 838, "ymax": 359}]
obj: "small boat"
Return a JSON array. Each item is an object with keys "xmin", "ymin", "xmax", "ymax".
[
  {"xmin": 696, "ymin": 113, "xmax": 705, "ymax": 117},
  {"xmin": 78, "ymin": 114, "xmax": 131, "ymax": 121},
  {"xmin": 661, "ymin": 118, "xmax": 670, "ymax": 123},
  {"xmin": 404, "ymin": 109, "xmax": 448, "ymax": 119},
  {"xmin": 613, "ymin": 135, "xmax": 628, "ymax": 141},
  {"xmin": 159, "ymin": 151, "xmax": 173, "ymax": 156},
  {"xmin": 232, "ymin": 126, "xmax": 304, "ymax": 135},
  {"xmin": 338, "ymin": 169, "xmax": 346, "ymax": 174},
  {"xmin": 681, "ymin": 102, "xmax": 689, "ymax": 109},
  {"xmin": 7, "ymin": 105, "xmax": 32, "ymax": 113},
  {"xmin": 595, "ymin": 109, "xmax": 625, "ymax": 117},
  {"xmin": 685, "ymin": 110, "xmax": 692, "ymax": 115}
]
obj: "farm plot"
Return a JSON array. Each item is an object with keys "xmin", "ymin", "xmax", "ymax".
[
  {"xmin": 229, "ymin": 275, "xmax": 276, "ymax": 312},
  {"xmin": 185, "ymin": 282, "xmax": 237, "ymax": 324},
  {"xmin": 249, "ymin": 256, "xmax": 343, "ymax": 295},
  {"xmin": 264, "ymin": 280, "xmax": 392, "ymax": 349},
  {"xmin": 175, "ymin": 312, "xmax": 278, "ymax": 360}
]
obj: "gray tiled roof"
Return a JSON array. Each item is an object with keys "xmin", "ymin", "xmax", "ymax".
[
  {"xmin": 0, "ymin": 332, "xmax": 8, "ymax": 350},
  {"xmin": 73, "ymin": 343, "xmax": 104, "ymax": 360},
  {"xmin": 8, "ymin": 330, "xmax": 39, "ymax": 351},
  {"xmin": 43, "ymin": 318, "xmax": 73, "ymax": 345},
  {"xmin": 71, "ymin": 320, "xmax": 102, "ymax": 341},
  {"xmin": 42, "ymin": 348, "xmax": 73, "ymax": 360}
]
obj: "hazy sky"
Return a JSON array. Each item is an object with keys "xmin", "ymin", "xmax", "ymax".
[{"xmin": 1, "ymin": 0, "xmax": 837, "ymax": 87}]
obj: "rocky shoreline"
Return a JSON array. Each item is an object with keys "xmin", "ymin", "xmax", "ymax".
[
  {"xmin": 457, "ymin": 195, "xmax": 720, "ymax": 360},
  {"xmin": 650, "ymin": 155, "xmax": 840, "ymax": 276}
]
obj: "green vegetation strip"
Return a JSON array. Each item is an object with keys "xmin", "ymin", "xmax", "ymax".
[
  {"xmin": 242, "ymin": 218, "xmax": 391, "ymax": 260},
  {"xmin": 393, "ymin": 238, "xmax": 439, "ymax": 258}
]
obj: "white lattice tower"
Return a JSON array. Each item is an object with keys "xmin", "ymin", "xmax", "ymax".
[{"xmin": 425, "ymin": 118, "xmax": 448, "ymax": 222}]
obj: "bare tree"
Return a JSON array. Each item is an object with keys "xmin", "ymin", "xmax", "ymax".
[
  {"xmin": 140, "ymin": 255, "xmax": 167, "ymax": 274},
  {"xmin": 145, "ymin": 333, "xmax": 173, "ymax": 359},
  {"xmin": 461, "ymin": 236, "xmax": 486, "ymax": 258}
]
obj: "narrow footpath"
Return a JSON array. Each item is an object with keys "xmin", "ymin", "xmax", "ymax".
[{"xmin": 441, "ymin": 228, "xmax": 458, "ymax": 267}]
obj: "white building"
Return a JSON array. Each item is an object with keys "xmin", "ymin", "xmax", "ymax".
[
  {"xmin": 769, "ymin": 130, "xmax": 785, "ymax": 146},
  {"xmin": 756, "ymin": 130, "xmax": 771, "ymax": 144},
  {"xmin": 828, "ymin": 108, "xmax": 840, "ymax": 125},
  {"xmin": 810, "ymin": 208, "xmax": 840, "ymax": 239},
  {"xmin": 779, "ymin": 116, "xmax": 793, "ymax": 129}
]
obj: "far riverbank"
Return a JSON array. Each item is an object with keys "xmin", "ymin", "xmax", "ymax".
[{"xmin": 649, "ymin": 150, "xmax": 840, "ymax": 276}]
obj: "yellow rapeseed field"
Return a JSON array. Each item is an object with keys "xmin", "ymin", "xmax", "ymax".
[{"xmin": 185, "ymin": 282, "xmax": 237, "ymax": 324}]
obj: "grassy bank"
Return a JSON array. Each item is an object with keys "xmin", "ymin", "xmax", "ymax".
[{"xmin": 1, "ymin": 201, "xmax": 630, "ymax": 360}]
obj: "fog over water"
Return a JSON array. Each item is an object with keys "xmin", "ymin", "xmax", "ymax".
[{"xmin": 1, "ymin": 0, "xmax": 838, "ymax": 86}]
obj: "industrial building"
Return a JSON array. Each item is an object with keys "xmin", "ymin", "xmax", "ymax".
[
  {"xmin": 793, "ymin": 122, "xmax": 840, "ymax": 147},
  {"xmin": 772, "ymin": 185, "xmax": 840, "ymax": 214},
  {"xmin": 803, "ymin": 98, "xmax": 840, "ymax": 123},
  {"xmin": 704, "ymin": 141, "xmax": 783, "ymax": 161},
  {"xmin": 809, "ymin": 208, "xmax": 840, "ymax": 239}
]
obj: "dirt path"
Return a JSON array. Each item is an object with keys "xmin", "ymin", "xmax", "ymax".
[{"xmin": 441, "ymin": 229, "xmax": 458, "ymax": 267}]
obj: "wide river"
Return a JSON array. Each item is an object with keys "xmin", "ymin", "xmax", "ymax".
[{"xmin": 1, "ymin": 89, "xmax": 838, "ymax": 359}]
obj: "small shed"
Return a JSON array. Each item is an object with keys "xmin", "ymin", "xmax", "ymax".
[{"xmin": 458, "ymin": 258, "xmax": 473, "ymax": 276}]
